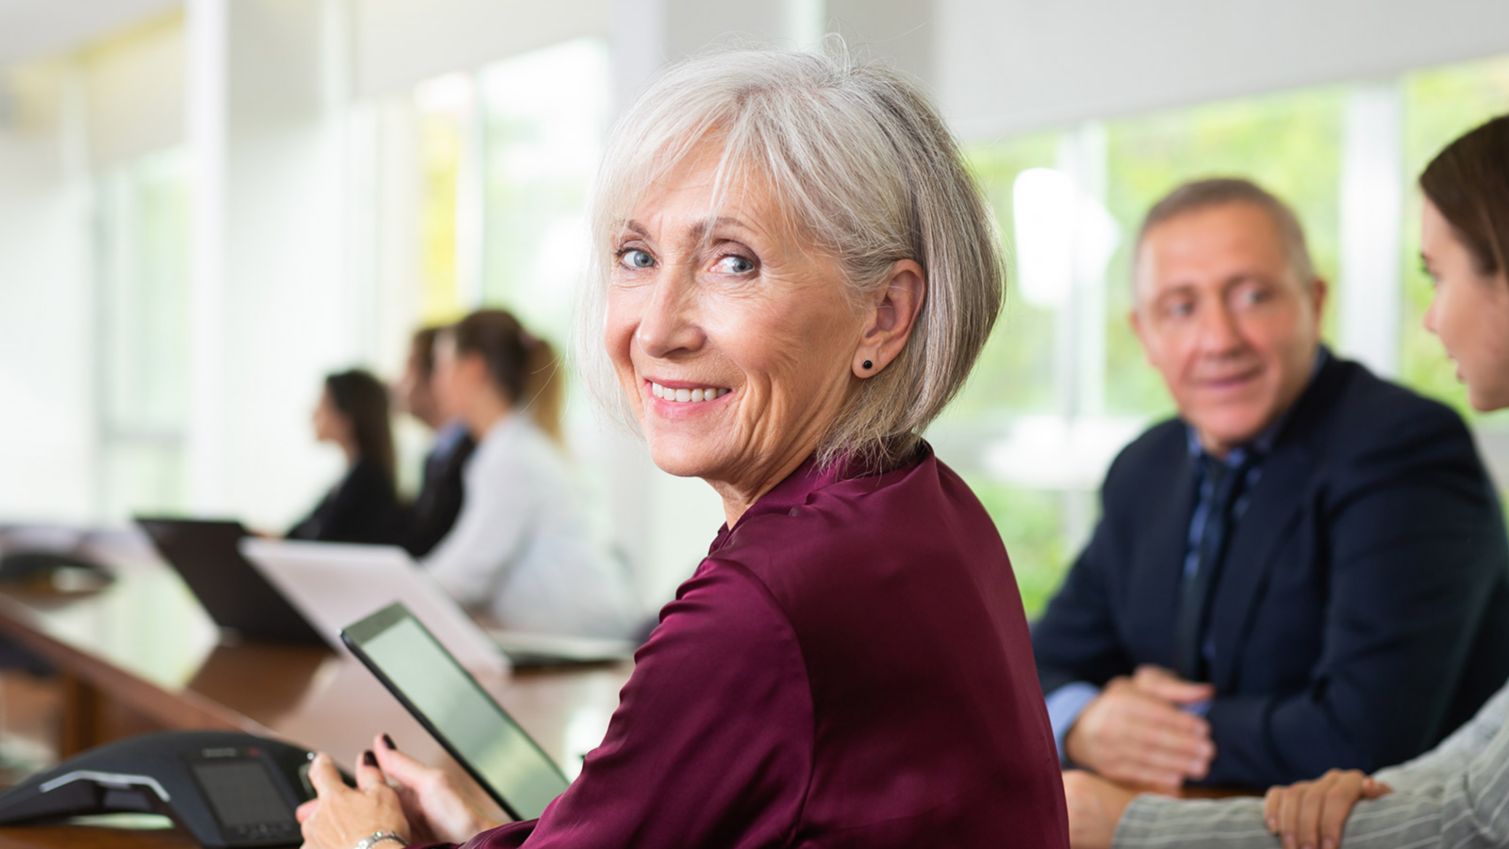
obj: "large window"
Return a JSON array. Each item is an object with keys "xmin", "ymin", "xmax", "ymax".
[
  {"xmin": 478, "ymin": 40, "xmax": 610, "ymax": 337},
  {"xmin": 96, "ymin": 148, "xmax": 191, "ymax": 521},
  {"xmin": 410, "ymin": 38, "xmax": 611, "ymax": 343}
]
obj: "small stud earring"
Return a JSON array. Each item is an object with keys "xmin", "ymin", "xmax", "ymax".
[{"xmin": 862, "ymin": 359, "xmax": 873, "ymax": 370}]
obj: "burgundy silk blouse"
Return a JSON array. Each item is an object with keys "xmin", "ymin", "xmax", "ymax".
[{"xmin": 422, "ymin": 446, "xmax": 1068, "ymax": 848}]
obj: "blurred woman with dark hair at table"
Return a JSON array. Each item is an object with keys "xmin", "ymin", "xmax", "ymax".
[{"xmin": 288, "ymin": 368, "xmax": 402, "ymax": 545}]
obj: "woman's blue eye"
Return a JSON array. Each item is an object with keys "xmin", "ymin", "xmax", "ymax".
[
  {"xmin": 715, "ymin": 255, "xmax": 755, "ymax": 274},
  {"xmin": 619, "ymin": 249, "xmax": 654, "ymax": 269}
]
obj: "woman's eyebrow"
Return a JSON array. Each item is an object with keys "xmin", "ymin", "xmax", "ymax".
[{"xmin": 616, "ymin": 215, "xmax": 764, "ymax": 250}]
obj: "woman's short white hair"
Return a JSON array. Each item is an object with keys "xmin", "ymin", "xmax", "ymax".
[{"xmin": 580, "ymin": 44, "xmax": 1003, "ymax": 472}]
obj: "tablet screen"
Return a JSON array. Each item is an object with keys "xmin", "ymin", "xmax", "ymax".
[{"xmin": 342, "ymin": 604, "xmax": 569, "ymax": 821}]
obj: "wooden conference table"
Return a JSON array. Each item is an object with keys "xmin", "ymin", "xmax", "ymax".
[{"xmin": 0, "ymin": 538, "xmax": 633, "ymax": 848}]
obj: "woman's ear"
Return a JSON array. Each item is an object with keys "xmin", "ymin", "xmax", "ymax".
[{"xmin": 852, "ymin": 260, "xmax": 927, "ymax": 378}]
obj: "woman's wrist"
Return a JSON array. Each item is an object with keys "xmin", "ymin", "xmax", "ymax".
[{"xmin": 350, "ymin": 830, "xmax": 407, "ymax": 849}]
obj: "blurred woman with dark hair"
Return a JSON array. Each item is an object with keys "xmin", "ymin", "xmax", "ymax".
[
  {"xmin": 425, "ymin": 308, "xmax": 640, "ymax": 639},
  {"xmin": 288, "ymin": 368, "xmax": 402, "ymax": 544}
]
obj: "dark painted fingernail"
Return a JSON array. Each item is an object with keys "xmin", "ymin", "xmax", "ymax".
[
  {"xmin": 381, "ymin": 734, "xmax": 396, "ymax": 750},
  {"xmin": 362, "ymin": 750, "xmax": 376, "ymax": 767}
]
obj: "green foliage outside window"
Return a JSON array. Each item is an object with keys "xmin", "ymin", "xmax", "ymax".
[
  {"xmin": 950, "ymin": 134, "xmax": 1062, "ymax": 421},
  {"xmin": 970, "ymin": 480, "xmax": 1070, "ymax": 616}
]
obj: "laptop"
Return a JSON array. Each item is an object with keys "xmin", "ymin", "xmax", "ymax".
[
  {"xmin": 239, "ymin": 538, "xmax": 511, "ymax": 675},
  {"xmin": 135, "ymin": 517, "xmax": 324, "ymax": 645},
  {"xmin": 341, "ymin": 602, "xmax": 572, "ymax": 821},
  {"xmin": 239, "ymin": 539, "xmax": 637, "ymax": 671}
]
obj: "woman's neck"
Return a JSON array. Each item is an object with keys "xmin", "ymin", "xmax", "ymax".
[
  {"xmin": 465, "ymin": 393, "xmax": 513, "ymax": 438},
  {"xmin": 710, "ymin": 441, "xmax": 820, "ymax": 529}
]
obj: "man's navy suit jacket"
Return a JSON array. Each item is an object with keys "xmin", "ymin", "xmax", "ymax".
[{"xmin": 1033, "ymin": 353, "xmax": 1509, "ymax": 788}]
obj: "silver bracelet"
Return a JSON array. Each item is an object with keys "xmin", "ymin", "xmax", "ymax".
[{"xmin": 351, "ymin": 831, "xmax": 407, "ymax": 849}]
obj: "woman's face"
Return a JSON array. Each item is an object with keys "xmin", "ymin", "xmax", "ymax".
[
  {"xmin": 1421, "ymin": 198, "xmax": 1509, "ymax": 411},
  {"xmin": 311, "ymin": 389, "xmax": 346, "ymax": 445},
  {"xmin": 603, "ymin": 144, "xmax": 868, "ymax": 508}
]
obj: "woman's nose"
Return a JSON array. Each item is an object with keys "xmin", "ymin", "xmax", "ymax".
[{"xmin": 635, "ymin": 269, "xmax": 706, "ymax": 358}]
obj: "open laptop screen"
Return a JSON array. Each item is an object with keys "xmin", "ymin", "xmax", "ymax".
[
  {"xmin": 341, "ymin": 603, "xmax": 569, "ymax": 821},
  {"xmin": 136, "ymin": 517, "xmax": 323, "ymax": 646}
]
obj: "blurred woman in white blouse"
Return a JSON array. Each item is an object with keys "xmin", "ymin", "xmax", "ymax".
[{"xmin": 425, "ymin": 308, "xmax": 642, "ymax": 640}]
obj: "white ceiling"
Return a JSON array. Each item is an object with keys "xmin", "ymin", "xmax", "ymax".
[{"xmin": 0, "ymin": 0, "xmax": 178, "ymax": 65}]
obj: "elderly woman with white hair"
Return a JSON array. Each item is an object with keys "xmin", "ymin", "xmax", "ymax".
[{"xmin": 297, "ymin": 47, "xmax": 1069, "ymax": 849}]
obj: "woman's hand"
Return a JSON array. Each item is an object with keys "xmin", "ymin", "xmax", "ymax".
[
  {"xmin": 371, "ymin": 733, "xmax": 500, "ymax": 843},
  {"xmin": 296, "ymin": 736, "xmax": 500, "ymax": 846},
  {"xmin": 1263, "ymin": 769, "xmax": 1392, "ymax": 849},
  {"xmin": 296, "ymin": 751, "xmax": 409, "ymax": 849},
  {"xmin": 1062, "ymin": 769, "xmax": 1138, "ymax": 849}
]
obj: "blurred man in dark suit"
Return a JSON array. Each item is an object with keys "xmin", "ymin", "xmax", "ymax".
[
  {"xmin": 394, "ymin": 325, "xmax": 475, "ymax": 558},
  {"xmin": 1033, "ymin": 178, "xmax": 1509, "ymax": 791}
]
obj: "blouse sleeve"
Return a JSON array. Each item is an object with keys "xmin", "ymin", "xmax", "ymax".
[{"xmin": 420, "ymin": 558, "xmax": 814, "ymax": 849}]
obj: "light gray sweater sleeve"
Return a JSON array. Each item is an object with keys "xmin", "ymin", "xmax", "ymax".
[
  {"xmin": 1371, "ymin": 684, "xmax": 1509, "ymax": 791},
  {"xmin": 1113, "ymin": 685, "xmax": 1509, "ymax": 849},
  {"xmin": 1114, "ymin": 796, "xmax": 1274, "ymax": 849}
]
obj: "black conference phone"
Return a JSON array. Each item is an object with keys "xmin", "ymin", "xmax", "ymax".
[{"xmin": 0, "ymin": 730, "xmax": 322, "ymax": 847}]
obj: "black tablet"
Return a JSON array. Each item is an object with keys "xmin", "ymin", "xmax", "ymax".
[{"xmin": 340, "ymin": 602, "xmax": 570, "ymax": 822}]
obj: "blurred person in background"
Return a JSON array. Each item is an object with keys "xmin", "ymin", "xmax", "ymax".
[
  {"xmin": 423, "ymin": 308, "xmax": 641, "ymax": 640},
  {"xmin": 1064, "ymin": 114, "xmax": 1509, "ymax": 849},
  {"xmin": 1033, "ymin": 177, "xmax": 1509, "ymax": 793},
  {"xmin": 393, "ymin": 324, "xmax": 476, "ymax": 557},
  {"xmin": 288, "ymin": 369, "xmax": 403, "ymax": 544}
]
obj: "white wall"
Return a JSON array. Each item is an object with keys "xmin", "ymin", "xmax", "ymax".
[
  {"xmin": 84, "ymin": 14, "xmax": 183, "ymax": 168},
  {"xmin": 824, "ymin": 0, "xmax": 933, "ymax": 87},
  {"xmin": 937, "ymin": 0, "xmax": 1509, "ymax": 139},
  {"xmin": 354, "ymin": 0, "xmax": 613, "ymax": 97},
  {"xmin": 0, "ymin": 0, "xmax": 177, "ymax": 64}
]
